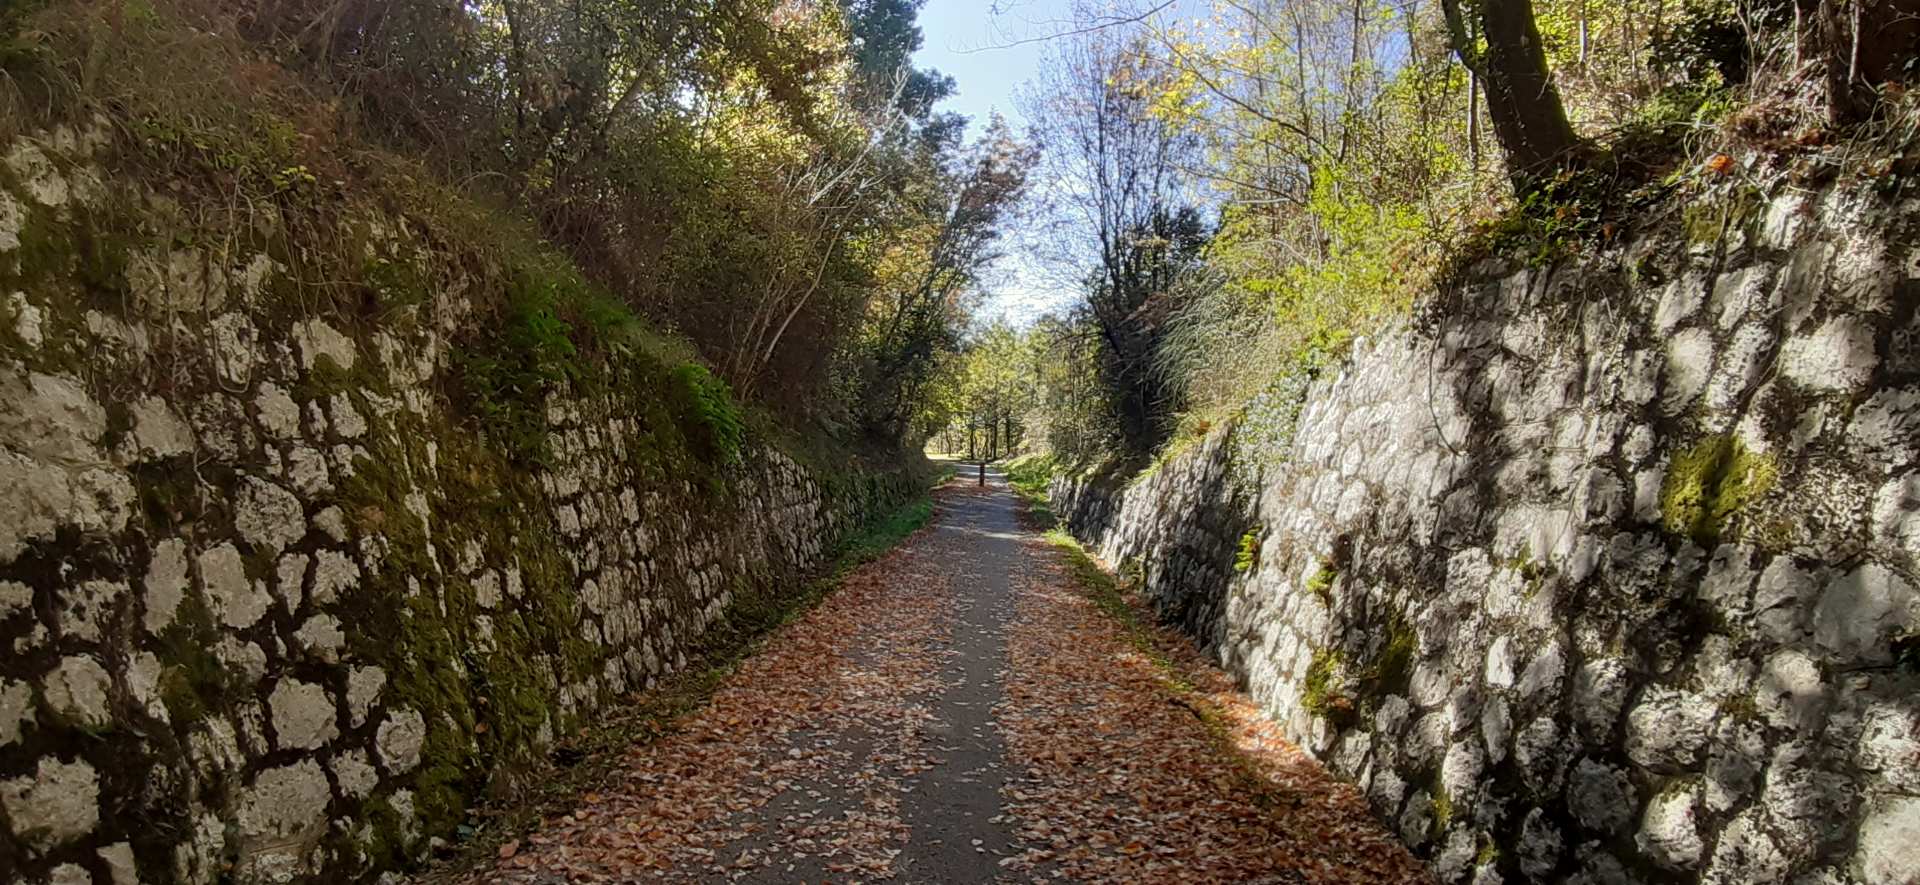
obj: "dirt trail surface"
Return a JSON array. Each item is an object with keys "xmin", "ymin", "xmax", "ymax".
[{"xmin": 452, "ymin": 472, "xmax": 1424, "ymax": 884}]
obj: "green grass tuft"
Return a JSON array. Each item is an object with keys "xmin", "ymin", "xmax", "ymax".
[{"xmin": 832, "ymin": 496, "xmax": 934, "ymax": 566}]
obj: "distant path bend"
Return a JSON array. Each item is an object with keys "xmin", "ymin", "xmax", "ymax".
[{"xmin": 452, "ymin": 470, "xmax": 1424, "ymax": 884}]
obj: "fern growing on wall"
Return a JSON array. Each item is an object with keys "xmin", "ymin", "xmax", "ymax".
[{"xmin": 672, "ymin": 363, "xmax": 745, "ymax": 465}]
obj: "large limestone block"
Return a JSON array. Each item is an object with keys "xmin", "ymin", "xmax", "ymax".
[
  {"xmin": 234, "ymin": 477, "xmax": 306, "ymax": 555},
  {"xmin": 268, "ymin": 679, "xmax": 338, "ymax": 751},
  {"xmin": 199, "ymin": 542, "xmax": 269, "ymax": 629},
  {"xmin": 1, "ymin": 757, "xmax": 100, "ymax": 850},
  {"xmin": 235, "ymin": 760, "xmax": 331, "ymax": 879},
  {"xmin": 1856, "ymin": 796, "xmax": 1920, "ymax": 885},
  {"xmin": 1782, "ymin": 316, "xmax": 1878, "ymax": 394}
]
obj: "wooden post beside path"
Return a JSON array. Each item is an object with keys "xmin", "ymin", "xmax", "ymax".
[{"xmin": 978, "ymin": 461, "xmax": 985, "ymax": 487}]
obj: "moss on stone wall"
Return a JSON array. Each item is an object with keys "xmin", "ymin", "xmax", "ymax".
[
  {"xmin": 1306, "ymin": 559, "xmax": 1337, "ymax": 606},
  {"xmin": 1302, "ymin": 648, "xmax": 1357, "ymax": 726},
  {"xmin": 1429, "ymin": 786, "xmax": 1453, "ymax": 836},
  {"xmin": 152, "ymin": 596, "xmax": 242, "ymax": 724},
  {"xmin": 1361, "ymin": 614, "xmax": 1417, "ymax": 701},
  {"xmin": 0, "ymin": 58, "xmax": 941, "ymax": 880},
  {"xmin": 1659, "ymin": 434, "xmax": 1777, "ymax": 544},
  {"xmin": 1681, "ymin": 185, "xmax": 1761, "ymax": 247}
]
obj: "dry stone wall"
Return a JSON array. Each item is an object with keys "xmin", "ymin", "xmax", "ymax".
[
  {"xmin": 0, "ymin": 124, "xmax": 914, "ymax": 883},
  {"xmin": 1055, "ymin": 179, "xmax": 1920, "ymax": 884}
]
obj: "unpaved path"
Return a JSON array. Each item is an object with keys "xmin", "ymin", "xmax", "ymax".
[{"xmin": 455, "ymin": 472, "xmax": 1423, "ymax": 884}]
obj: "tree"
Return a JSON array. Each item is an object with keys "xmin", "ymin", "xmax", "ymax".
[
  {"xmin": 952, "ymin": 323, "xmax": 1035, "ymax": 460},
  {"xmin": 841, "ymin": 0, "xmax": 958, "ymax": 119},
  {"xmin": 1793, "ymin": 0, "xmax": 1920, "ymax": 126},
  {"xmin": 1084, "ymin": 206, "xmax": 1210, "ymax": 451},
  {"xmin": 236, "ymin": 0, "xmax": 993, "ymax": 442},
  {"xmin": 1440, "ymin": 0, "xmax": 1584, "ymax": 191},
  {"xmin": 1026, "ymin": 33, "xmax": 1208, "ymax": 456},
  {"xmin": 858, "ymin": 118, "xmax": 1038, "ymax": 442}
]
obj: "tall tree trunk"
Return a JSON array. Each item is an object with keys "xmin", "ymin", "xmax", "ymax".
[
  {"xmin": 1442, "ymin": 0, "xmax": 1583, "ymax": 193},
  {"xmin": 502, "ymin": 0, "xmax": 534, "ymax": 166},
  {"xmin": 1799, "ymin": 0, "xmax": 1882, "ymax": 126},
  {"xmin": 1468, "ymin": 66, "xmax": 1482, "ymax": 183},
  {"xmin": 1577, "ymin": 0, "xmax": 1590, "ymax": 71}
]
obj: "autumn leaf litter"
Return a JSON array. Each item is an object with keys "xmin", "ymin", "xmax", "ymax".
[{"xmin": 454, "ymin": 481, "xmax": 1425, "ymax": 884}]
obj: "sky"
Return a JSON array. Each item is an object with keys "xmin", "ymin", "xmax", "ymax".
[
  {"xmin": 912, "ymin": 0, "xmax": 1064, "ymax": 133},
  {"xmin": 911, "ymin": 0, "xmax": 1077, "ymax": 328}
]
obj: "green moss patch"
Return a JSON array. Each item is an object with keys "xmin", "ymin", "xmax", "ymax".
[
  {"xmin": 1360, "ymin": 614, "xmax": 1417, "ymax": 700},
  {"xmin": 1302, "ymin": 648, "xmax": 1357, "ymax": 726},
  {"xmin": 1660, "ymin": 434, "xmax": 1778, "ymax": 544},
  {"xmin": 1680, "ymin": 185, "xmax": 1761, "ymax": 247},
  {"xmin": 1305, "ymin": 558, "xmax": 1337, "ymax": 606},
  {"xmin": 153, "ymin": 596, "xmax": 244, "ymax": 724},
  {"xmin": 1475, "ymin": 835, "xmax": 1500, "ymax": 866},
  {"xmin": 1430, "ymin": 785, "xmax": 1453, "ymax": 835}
]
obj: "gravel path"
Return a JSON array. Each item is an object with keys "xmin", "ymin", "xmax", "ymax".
[{"xmin": 455, "ymin": 471, "xmax": 1424, "ymax": 884}]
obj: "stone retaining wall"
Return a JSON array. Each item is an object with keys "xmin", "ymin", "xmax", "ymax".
[
  {"xmin": 1054, "ymin": 180, "xmax": 1920, "ymax": 884},
  {"xmin": 0, "ymin": 124, "xmax": 916, "ymax": 883}
]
